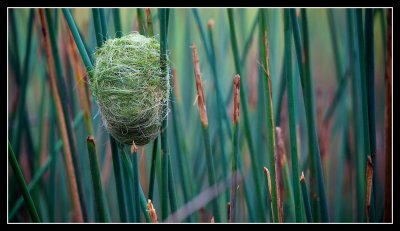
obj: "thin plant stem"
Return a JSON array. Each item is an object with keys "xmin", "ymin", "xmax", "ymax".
[
  {"xmin": 112, "ymin": 9, "xmax": 122, "ymax": 38},
  {"xmin": 284, "ymin": 10, "xmax": 301, "ymax": 222},
  {"xmin": 383, "ymin": 8, "xmax": 392, "ymax": 223},
  {"xmin": 228, "ymin": 9, "xmax": 265, "ymax": 221},
  {"xmin": 300, "ymin": 172, "xmax": 313, "ymax": 222},
  {"xmin": 99, "ymin": 8, "xmax": 108, "ymax": 41},
  {"xmin": 146, "ymin": 8, "xmax": 154, "ymax": 37},
  {"xmin": 192, "ymin": 43, "xmax": 221, "ymax": 222},
  {"xmin": 159, "ymin": 8, "xmax": 170, "ymax": 221},
  {"xmin": 260, "ymin": 9, "xmax": 279, "ymax": 222},
  {"xmin": 230, "ymin": 75, "xmax": 240, "ymax": 223},
  {"xmin": 86, "ymin": 137, "xmax": 110, "ymax": 222},
  {"xmin": 8, "ymin": 141, "xmax": 41, "ymax": 223},
  {"xmin": 137, "ymin": 8, "xmax": 147, "ymax": 36},
  {"xmin": 365, "ymin": 9, "xmax": 377, "ymax": 222},
  {"xmin": 92, "ymin": 9, "xmax": 103, "ymax": 47},
  {"xmin": 38, "ymin": 9, "xmax": 83, "ymax": 222},
  {"xmin": 290, "ymin": 9, "xmax": 329, "ymax": 222},
  {"xmin": 110, "ymin": 137, "xmax": 127, "ymax": 222},
  {"xmin": 148, "ymin": 137, "xmax": 158, "ymax": 201}
]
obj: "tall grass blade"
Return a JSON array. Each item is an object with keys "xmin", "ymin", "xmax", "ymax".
[
  {"xmin": 365, "ymin": 9, "xmax": 377, "ymax": 222},
  {"xmin": 228, "ymin": 9, "xmax": 265, "ymax": 221},
  {"xmin": 8, "ymin": 141, "xmax": 41, "ymax": 223},
  {"xmin": 86, "ymin": 137, "xmax": 110, "ymax": 222},
  {"xmin": 300, "ymin": 172, "xmax": 313, "ymax": 222},
  {"xmin": 383, "ymin": 8, "xmax": 392, "ymax": 223},
  {"xmin": 192, "ymin": 43, "xmax": 221, "ymax": 222},
  {"xmin": 230, "ymin": 75, "xmax": 240, "ymax": 223},
  {"xmin": 290, "ymin": 9, "xmax": 329, "ymax": 222},
  {"xmin": 38, "ymin": 9, "xmax": 83, "ymax": 222}
]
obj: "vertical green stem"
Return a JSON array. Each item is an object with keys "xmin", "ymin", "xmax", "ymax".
[
  {"xmin": 99, "ymin": 8, "xmax": 108, "ymax": 41},
  {"xmin": 86, "ymin": 137, "xmax": 110, "ymax": 222},
  {"xmin": 92, "ymin": 9, "xmax": 103, "ymax": 47},
  {"xmin": 290, "ymin": 9, "xmax": 329, "ymax": 222},
  {"xmin": 365, "ymin": 9, "xmax": 377, "ymax": 222},
  {"xmin": 202, "ymin": 125, "xmax": 221, "ymax": 222},
  {"xmin": 347, "ymin": 9, "xmax": 365, "ymax": 222},
  {"xmin": 43, "ymin": 9, "xmax": 88, "ymax": 222},
  {"xmin": 148, "ymin": 138, "xmax": 158, "ymax": 201},
  {"xmin": 170, "ymin": 75, "xmax": 192, "ymax": 221},
  {"xmin": 146, "ymin": 8, "xmax": 154, "ymax": 37},
  {"xmin": 228, "ymin": 9, "xmax": 265, "ymax": 221},
  {"xmin": 137, "ymin": 8, "xmax": 147, "ymax": 36},
  {"xmin": 132, "ymin": 151, "xmax": 142, "ymax": 222},
  {"xmin": 110, "ymin": 137, "xmax": 127, "ymax": 222},
  {"xmin": 284, "ymin": 9, "xmax": 301, "ymax": 222},
  {"xmin": 300, "ymin": 173, "xmax": 313, "ymax": 222},
  {"xmin": 113, "ymin": 9, "xmax": 122, "ymax": 38},
  {"xmin": 159, "ymin": 8, "xmax": 170, "ymax": 221},
  {"xmin": 259, "ymin": 9, "xmax": 278, "ymax": 222},
  {"xmin": 207, "ymin": 22, "xmax": 229, "ymax": 203}
]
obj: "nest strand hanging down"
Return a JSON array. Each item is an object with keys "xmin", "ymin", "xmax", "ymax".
[{"xmin": 91, "ymin": 32, "xmax": 170, "ymax": 146}]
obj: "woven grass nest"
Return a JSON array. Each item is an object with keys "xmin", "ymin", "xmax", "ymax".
[{"xmin": 91, "ymin": 32, "xmax": 170, "ymax": 146}]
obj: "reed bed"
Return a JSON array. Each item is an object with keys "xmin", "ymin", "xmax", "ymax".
[{"xmin": 8, "ymin": 8, "xmax": 391, "ymax": 223}]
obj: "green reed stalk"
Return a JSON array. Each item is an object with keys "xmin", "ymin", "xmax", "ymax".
[
  {"xmin": 9, "ymin": 112, "xmax": 84, "ymax": 221},
  {"xmin": 365, "ymin": 9, "xmax": 377, "ymax": 222},
  {"xmin": 167, "ymin": 153, "xmax": 178, "ymax": 216},
  {"xmin": 92, "ymin": 9, "xmax": 103, "ymax": 47},
  {"xmin": 347, "ymin": 9, "xmax": 365, "ymax": 222},
  {"xmin": 8, "ymin": 141, "xmax": 41, "ymax": 223},
  {"xmin": 120, "ymin": 150, "xmax": 151, "ymax": 222},
  {"xmin": 137, "ymin": 8, "xmax": 147, "ymax": 36},
  {"xmin": 355, "ymin": 9, "xmax": 370, "ymax": 222},
  {"xmin": 123, "ymin": 153, "xmax": 137, "ymax": 222},
  {"xmin": 112, "ymin": 9, "xmax": 122, "ymax": 38},
  {"xmin": 159, "ymin": 8, "xmax": 170, "ymax": 221},
  {"xmin": 300, "ymin": 172, "xmax": 313, "ymax": 222},
  {"xmin": 275, "ymin": 55, "xmax": 287, "ymax": 127},
  {"xmin": 327, "ymin": 9, "xmax": 343, "ymax": 83},
  {"xmin": 193, "ymin": 10, "xmax": 232, "ymax": 137},
  {"xmin": 39, "ymin": 9, "xmax": 85, "ymax": 222},
  {"xmin": 240, "ymin": 14, "xmax": 259, "ymax": 66},
  {"xmin": 12, "ymin": 9, "xmax": 35, "ymax": 165},
  {"xmin": 9, "ymin": 157, "xmax": 50, "ymax": 221},
  {"xmin": 323, "ymin": 72, "xmax": 349, "ymax": 123},
  {"xmin": 62, "ymin": 9, "xmax": 93, "ymax": 74},
  {"xmin": 86, "ymin": 137, "xmax": 110, "ymax": 222},
  {"xmin": 228, "ymin": 9, "xmax": 265, "ymax": 221},
  {"xmin": 99, "ymin": 9, "xmax": 108, "ymax": 41},
  {"xmin": 46, "ymin": 9, "xmax": 90, "ymax": 221},
  {"xmin": 290, "ymin": 9, "xmax": 329, "ymax": 222},
  {"xmin": 192, "ymin": 43, "xmax": 221, "ymax": 222},
  {"xmin": 284, "ymin": 9, "xmax": 301, "ymax": 222},
  {"xmin": 132, "ymin": 150, "xmax": 142, "ymax": 222},
  {"xmin": 169, "ymin": 72, "xmax": 192, "ymax": 222},
  {"xmin": 110, "ymin": 137, "xmax": 128, "ymax": 222},
  {"xmin": 259, "ymin": 9, "xmax": 279, "ymax": 222},
  {"xmin": 230, "ymin": 75, "xmax": 240, "ymax": 222},
  {"xmin": 146, "ymin": 8, "xmax": 154, "ymax": 37},
  {"xmin": 148, "ymin": 138, "xmax": 158, "ymax": 201},
  {"xmin": 383, "ymin": 8, "xmax": 392, "ymax": 223},
  {"xmin": 207, "ymin": 21, "xmax": 229, "ymax": 202}
]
